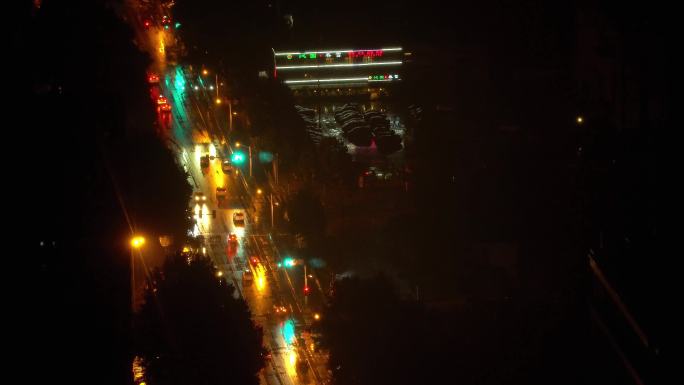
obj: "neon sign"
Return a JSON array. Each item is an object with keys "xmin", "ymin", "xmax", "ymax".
[
  {"xmin": 348, "ymin": 50, "xmax": 384, "ymax": 58},
  {"xmin": 368, "ymin": 74, "xmax": 400, "ymax": 81}
]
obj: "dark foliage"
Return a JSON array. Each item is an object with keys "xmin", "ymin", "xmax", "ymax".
[
  {"xmin": 135, "ymin": 253, "xmax": 265, "ymax": 385},
  {"xmin": 285, "ymin": 187, "xmax": 326, "ymax": 241},
  {"xmin": 20, "ymin": 1, "xmax": 191, "ymax": 383}
]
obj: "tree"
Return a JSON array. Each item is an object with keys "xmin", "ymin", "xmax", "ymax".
[
  {"xmin": 315, "ymin": 136, "xmax": 357, "ymax": 186},
  {"xmin": 21, "ymin": 0, "xmax": 160, "ymax": 384},
  {"xmin": 134, "ymin": 253, "xmax": 265, "ymax": 385},
  {"xmin": 285, "ymin": 187, "xmax": 326, "ymax": 241},
  {"xmin": 320, "ymin": 275, "xmax": 426, "ymax": 385},
  {"xmin": 120, "ymin": 134, "xmax": 193, "ymax": 242}
]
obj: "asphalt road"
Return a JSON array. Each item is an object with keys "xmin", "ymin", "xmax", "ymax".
[{"xmin": 156, "ymin": 60, "xmax": 331, "ymax": 385}]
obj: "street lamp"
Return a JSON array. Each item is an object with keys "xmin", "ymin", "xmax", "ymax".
[
  {"xmin": 129, "ymin": 235, "xmax": 146, "ymax": 313},
  {"xmin": 130, "ymin": 236, "xmax": 145, "ymax": 248}
]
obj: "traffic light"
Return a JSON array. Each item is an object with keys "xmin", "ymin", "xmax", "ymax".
[
  {"xmin": 258, "ymin": 151, "xmax": 274, "ymax": 163},
  {"xmin": 304, "ymin": 285, "xmax": 310, "ymax": 295},
  {"xmin": 231, "ymin": 152, "xmax": 246, "ymax": 164},
  {"xmin": 283, "ymin": 257, "xmax": 296, "ymax": 267}
]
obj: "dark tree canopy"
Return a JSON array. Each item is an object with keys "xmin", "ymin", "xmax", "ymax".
[
  {"xmin": 135, "ymin": 253, "xmax": 265, "ymax": 385},
  {"xmin": 321, "ymin": 275, "xmax": 596, "ymax": 385},
  {"xmin": 21, "ymin": 1, "xmax": 194, "ymax": 384},
  {"xmin": 285, "ymin": 187, "xmax": 326, "ymax": 240}
]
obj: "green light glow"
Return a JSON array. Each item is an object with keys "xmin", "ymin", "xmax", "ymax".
[
  {"xmin": 231, "ymin": 152, "xmax": 245, "ymax": 164},
  {"xmin": 282, "ymin": 319, "xmax": 296, "ymax": 345}
]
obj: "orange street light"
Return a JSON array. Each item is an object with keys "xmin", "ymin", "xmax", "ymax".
[{"xmin": 130, "ymin": 236, "xmax": 146, "ymax": 249}]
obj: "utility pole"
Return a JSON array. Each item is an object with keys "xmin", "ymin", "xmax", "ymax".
[
  {"xmin": 248, "ymin": 145, "xmax": 252, "ymax": 178},
  {"xmin": 304, "ymin": 263, "xmax": 308, "ymax": 306},
  {"xmin": 228, "ymin": 100, "xmax": 233, "ymax": 132},
  {"xmin": 270, "ymin": 193, "xmax": 275, "ymax": 229},
  {"xmin": 273, "ymin": 153, "xmax": 279, "ymax": 186}
]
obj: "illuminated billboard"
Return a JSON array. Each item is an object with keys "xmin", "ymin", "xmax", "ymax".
[{"xmin": 273, "ymin": 47, "xmax": 404, "ymax": 89}]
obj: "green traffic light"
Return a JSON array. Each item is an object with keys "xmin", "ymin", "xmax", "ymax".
[
  {"xmin": 283, "ymin": 258, "xmax": 295, "ymax": 267},
  {"xmin": 231, "ymin": 152, "xmax": 245, "ymax": 164}
]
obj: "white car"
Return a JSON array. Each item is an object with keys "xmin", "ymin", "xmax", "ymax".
[
  {"xmin": 232, "ymin": 211, "xmax": 245, "ymax": 227},
  {"xmin": 221, "ymin": 161, "xmax": 234, "ymax": 173},
  {"xmin": 193, "ymin": 192, "xmax": 207, "ymax": 202}
]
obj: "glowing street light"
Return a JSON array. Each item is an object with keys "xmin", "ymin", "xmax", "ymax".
[
  {"xmin": 202, "ymin": 69, "xmax": 209, "ymax": 76},
  {"xmin": 130, "ymin": 236, "xmax": 146, "ymax": 249},
  {"xmin": 257, "ymin": 188, "xmax": 263, "ymax": 195},
  {"xmin": 576, "ymin": 116, "xmax": 584, "ymax": 124},
  {"xmin": 215, "ymin": 98, "xmax": 222, "ymax": 104}
]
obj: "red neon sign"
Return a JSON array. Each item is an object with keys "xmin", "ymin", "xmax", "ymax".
[{"xmin": 347, "ymin": 50, "xmax": 384, "ymax": 58}]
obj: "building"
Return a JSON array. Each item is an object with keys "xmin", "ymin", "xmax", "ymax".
[{"xmin": 273, "ymin": 47, "xmax": 406, "ymax": 95}]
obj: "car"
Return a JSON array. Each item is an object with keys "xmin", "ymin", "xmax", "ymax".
[
  {"xmin": 221, "ymin": 161, "xmax": 234, "ymax": 173},
  {"xmin": 216, "ymin": 186, "xmax": 227, "ymax": 199},
  {"xmin": 193, "ymin": 192, "xmax": 207, "ymax": 202},
  {"xmin": 232, "ymin": 211, "xmax": 245, "ymax": 227},
  {"xmin": 157, "ymin": 96, "xmax": 168, "ymax": 105},
  {"xmin": 242, "ymin": 269, "xmax": 254, "ymax": 285},
  {"xmin": 148, "ymin": 73, "xmax": 160, "ymax": 84},
  {"xmin": 159, "ymin": 103, "xmax": 171, "ymax": 112},
  {"xmin": 260, "ymin": 349, "xmax": 272, "ymax": 360},
  {"xmin": 200, "ymin": 155, "xmax": 210, "ymax": 168},
  {"xmin": 273, "ymin": 303, "xmax": 288, "ymax": 315},
  {"xmin": 228, "ymin": 233, "xmax": 238, "ymax": 244}
]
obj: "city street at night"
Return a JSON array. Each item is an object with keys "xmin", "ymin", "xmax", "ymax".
[{"xmin": 24, "ymin": 1, "xmax": 665, "ymax": 385}]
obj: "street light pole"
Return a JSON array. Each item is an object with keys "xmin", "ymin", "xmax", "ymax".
[
  {"xmin": 228, "ymin": 100, "xmax": 233, "ymax": 132},
  {"xmin": 304, "ymin": 263, "xmax": 308, "ymax": 306},
  {"xmin": 248, "ymin": 145, "xmax": 252, "ymax": 178},
  {"xmin": 130, "ymin": 236, "xmax": 145, "ymax": 313},
  {"xmin": 273, "ymin": 153, "xmax": 279, "ymax": 186},
  {"xmin": 270, "ymin": 193, "xmax": 274, "ymax": 229},
  {"xmin": 131, "ymin": 248, "xmax": 135, "ymax": 313}
]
